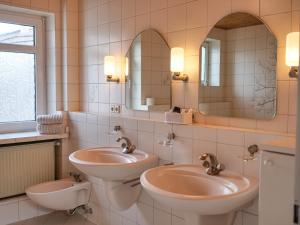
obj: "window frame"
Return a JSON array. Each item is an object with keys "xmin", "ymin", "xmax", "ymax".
[
  {"xmin": 201, "ymin": 41, "xmax": 209, "ymax": 86},
  {"xmin": 0, "ymin": 10, "xmax": 45, "ymax": 133}
]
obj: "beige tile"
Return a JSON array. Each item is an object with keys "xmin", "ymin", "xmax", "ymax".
[
  {"xmin": 172, "ymin": 82, "xmax": 185, "ymax": 107},
  {"xmin": 168, "ymin": 0, "xmax": 185, "ymax": 7},
  {"xmin": 205, "ymin": 116, "xmax": 230, "ymax": 126},
  {"xmin": 292, "ymin": 10, "xmax": 300, "ymax": 31},
  {"xmin": 184, "ymin": 83, "xmax": 198, "ymax": 108},
  {"xmin": 150, "ymin": 9, "xmax": 168, "ymax": 35},
  {"xmin": 217, "ymin": 143, "xmax": 244, "ymax": 173},
  {"xmin": 49, "ymin": 0, "xmax": 61, "ymax": 12},
  {"xmin": 98, "ymin": 23, "xmax": 110, "ymax": 44},
  {"xmin": 186, "ymin": 27, "xmax": 208, "ymax": 56},
  {"xmin": 167, "ymin": 30, "xmax": 186, "ymax": 48},
  {"xmin": 151, "ymin": 0, "xmax": 167, "ymax": 11},
  {"xmin": 193, "ymin": 140, "xmax": 217, "ymax": 164},
  {"xmin": 288, "ymin": 115, "xmax": 296, "ymax": 133},
  {"xmin": 0, "ymin": 202, "xmax": 19, "ymax": 225},
  {"xmin": 110, "ymin": 21, "xmax": 122, "ymax": 42},
  {"xmin": 122, "ymin": 17, "xmax": 135, "ymax": 40},
  {"xmin": 293, "ymin": 0, "xmax": 300, "ymax": 10},
  {"xmin": 11, "ymin": 0, "xmax": 30, "ymax": 7},
  {"xmin": 99, "ymin": 3, "xmax": 110, "ymax": 24},
  {"xmin": 243, "ymin": 212, "xmax": 258, "ymax": 225},
  {"xmin": 31, "ymin": 0, "xmax": 49, "ymax": 10},
  {"xmin": 229, "ymin": 118, "xmax": 257, "ymax": 129},
  {"xmin": 257, "ymin": 115, "xmax": 288, "ymax": 132},
  {"xmin": 262, "ymin": 12, "xmax": 291, "ymax": 48},
  {"xmin": 288, "ymin": 80, "xmax": 297, "ymax": 115},
  {"xmin": 109, "ymin": 0, "xmax": 122, "ymax": 22},
  {"xmin": 122, "ymin": 0, "xmax": 135, "ymax": 18},
  {"xmin": 136, "ymin": 0, "xmax": 150, "ymax": 15},
  {"xmin": 187, "ymin": 0, "xmax": 207, "ymax": 29},
  {"xmin": 232, "ymin": 0, "xmax": 259, "ymax": 15},
  {"xmin": 207, "ymin": 0, "xmax": 231, "ymax": 26},
  {"xmin": 136, "ymin": 13, "xmax": 150, "ymax": 34},
  {"xmin": 173, "ymin": 137, "xmax": 193, "ymax": 163},
  {"xmin": 185, "ymin": 55, "xmax": 199, "ymax": 83},
  {"xmin": 167, "ymin": 4, "xmax": 186, "ymax": 32},
  {"xmin": 260, "ymin": 0, "xmax": 291, "ymax": 16},
  {"xmin": 277, "ymin": 80, "xmax": 290, "ymax": 115},
  {"xmin": 217, "ymin": 128, "xmax": 245, "ymax": 146}
]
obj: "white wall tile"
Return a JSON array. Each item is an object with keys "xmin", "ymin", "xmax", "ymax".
[
  {"xmin": 0, "ymin": 202, "xmax": 19, "ymax": 225},
  {"xmin": 217, "ymin": 129, "xmax": 245, "ymax": 146}
]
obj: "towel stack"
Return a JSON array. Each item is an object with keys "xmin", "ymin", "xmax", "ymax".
[{"xmin": 36, "ymin": 112, "xmax": 66, "ymax": 134}]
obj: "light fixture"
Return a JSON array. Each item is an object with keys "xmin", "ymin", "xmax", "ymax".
[
  {"xmin": 170, "ymin": 47, "xmax": 188, "ymax": 81},
  {"xmin": 286, "ymin": 32, "xmax": 299, "ymax": 78},
  {"xmin": 104, "ymin": 56, "xmax": 119, "ymax": 82}
]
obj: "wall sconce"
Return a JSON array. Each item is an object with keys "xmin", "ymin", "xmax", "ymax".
[
  {"xmin": 104, "ymin": 56, "xmax": 119, "ymax": 82},
  {"xmin": 286, "ymin": 32, "xmax": 299, "ymax": 78},
  {"xmin": 170, "ymin": 47, "xmax": 188, "ymax": 81}
]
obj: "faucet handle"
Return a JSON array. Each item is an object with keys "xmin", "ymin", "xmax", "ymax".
[{"xmin": 199, "ymin": 153, "xmax": 208, "ymax": 160}]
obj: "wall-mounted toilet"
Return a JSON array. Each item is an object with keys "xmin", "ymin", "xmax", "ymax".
[{"xmin": 26, "ymin": 178, "xmax": 91, "ymax": 211}]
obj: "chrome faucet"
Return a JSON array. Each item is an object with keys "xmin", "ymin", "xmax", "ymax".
[
  {"xmin": 116, "ymin": 137, "xmax": 136, "ymax": 154},
  {"xmin": 199, "ymin": 153, "xmax": 225, "ymax": 176}
]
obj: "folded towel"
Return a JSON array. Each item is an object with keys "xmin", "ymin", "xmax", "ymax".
[
  {"xmin": 37, "ymin": 112, "xmax": 63, "ymax": 125},
  {"xmin": 37, "ymin": 124, "xmax": 66, "ymax": 134}
]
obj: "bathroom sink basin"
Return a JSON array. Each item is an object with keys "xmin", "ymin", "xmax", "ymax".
[
  {"xmin": 69, "ymin": 147, "xmax": 158, "ymax": 181},
  {"xmin": 140, "ymin": 164, "xmax": 258, "ymax": 215}
]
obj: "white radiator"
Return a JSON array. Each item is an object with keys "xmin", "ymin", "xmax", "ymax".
[{"xmin": 0, "ymin": 141, "xmax": 55, "ymax": 199}]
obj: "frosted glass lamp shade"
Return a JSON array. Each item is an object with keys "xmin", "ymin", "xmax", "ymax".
[
  {"xmin": 104, "ymin": 56, "xmax": 115, "ymax": 75},
  {"xmin": 170, "ymin": 47, "xmax": 184, "ymax": 73},
  {"xmin": 286, "ymin": 32, "xmax": 299, "ymax": 67}
]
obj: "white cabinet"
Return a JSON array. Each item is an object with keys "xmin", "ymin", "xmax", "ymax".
[{"xmin": 259, "ymin": 151, "xmax": 295, "ymax": 225}]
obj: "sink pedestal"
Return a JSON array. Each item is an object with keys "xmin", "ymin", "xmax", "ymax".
[
  {"xmin": 184, "ymin": 212, "xmax": 236, "ymax": 225},
  {"xmin": 104, "ymin": 180, "xmax": 141, "ymax": 210}
]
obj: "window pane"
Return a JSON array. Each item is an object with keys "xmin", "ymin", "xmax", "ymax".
[
  {"xmin": 0, "ymin": 52, "xmax": 35, "ymax": 123},
  {"xmin": 0, "ymin": 22, "xmax": 34, "ymax": 46}
]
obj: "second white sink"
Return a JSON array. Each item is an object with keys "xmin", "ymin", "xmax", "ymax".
[{"xmin": 141, "ymin": 164, "xmax": 258, "ymax": 225}]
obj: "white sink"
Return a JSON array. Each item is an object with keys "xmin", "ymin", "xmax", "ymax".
[
  {"xmin": 69, "ymin": 147, "xmax": 158, "ymax": 210},
  {"xmin": 141, "ymin": 164, "xmax": 258, "ymax": 225},
  {"xmin": 69, "ymin": 147, "xmax": 158, "ymax": 181}
]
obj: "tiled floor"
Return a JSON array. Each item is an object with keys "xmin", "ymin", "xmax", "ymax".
[{"xmin": 9, "ymin": 212, "xmax": 96, "ymax": 225}]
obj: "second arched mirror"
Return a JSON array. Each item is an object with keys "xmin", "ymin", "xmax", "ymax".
[{"xmin": 199, "ymin": 13, "xmax": 277, "ymax": 120}]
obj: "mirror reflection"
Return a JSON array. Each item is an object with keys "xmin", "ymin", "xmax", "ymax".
[
  {"xmin": 125, "ymin": 29, "xmax": 171, "ymax": 112},
  {"xmin": 199, "ymin": 13, "xmax": 277, "ymax": 120}
]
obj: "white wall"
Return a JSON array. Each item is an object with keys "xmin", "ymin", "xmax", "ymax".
[{"xmin": 75, "ymin": 0, "xmax": 300, "ymax": 225}]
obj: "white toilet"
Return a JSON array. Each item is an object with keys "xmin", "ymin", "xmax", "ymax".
[{"xmin": 26, "ymin": 178, "xmax": 91, "ymax": 211}]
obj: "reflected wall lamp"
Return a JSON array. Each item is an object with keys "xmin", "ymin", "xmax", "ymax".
[{"xmin": 170, "ymin": 47, "xmax": 188, "ymax": 81}]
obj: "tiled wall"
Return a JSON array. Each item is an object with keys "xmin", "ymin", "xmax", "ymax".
[
  {"xmin": 0, "ymin": 0, "xmax": 298, "ymax": 225},
  {"xmin": 68, "ymin": 111, "xmax": 294, "ymax": 225},
  {"xmin": 76, "ymin": 0, "xmax": 299, "ymax": 225},
  {"xmin": 0, "ymin": 196, "xmax": 52, "ymax": 225},
  {"xmin": 79, "ymin": 0, "xmax": 298, "ymax": 134}
]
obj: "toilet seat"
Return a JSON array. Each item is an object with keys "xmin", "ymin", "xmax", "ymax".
[{"xmin": 26, "ymin": 178, "xmax": 91, "ymax": 210}]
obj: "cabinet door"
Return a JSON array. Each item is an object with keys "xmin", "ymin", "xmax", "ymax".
[{"xmin": 259, "ymin": 151, "xmax": 295, "ymax": 225}]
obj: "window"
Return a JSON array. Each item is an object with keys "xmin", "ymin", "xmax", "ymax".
[
  {"xmin": 0, "ymin": 11, "xmax": 45, "ymax": 131},
  {"xmin": 201, "ymin": 42, "xmax": 209, "ymax": 86}
]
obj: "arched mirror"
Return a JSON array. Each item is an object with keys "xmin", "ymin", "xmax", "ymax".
[
  {"xmin": 199, "ymin": 13, "xmax": 277, "ymax": 120},
  {"xmin": 125, "ymin": 29, "xmax": 171, "ymax": 112}
]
